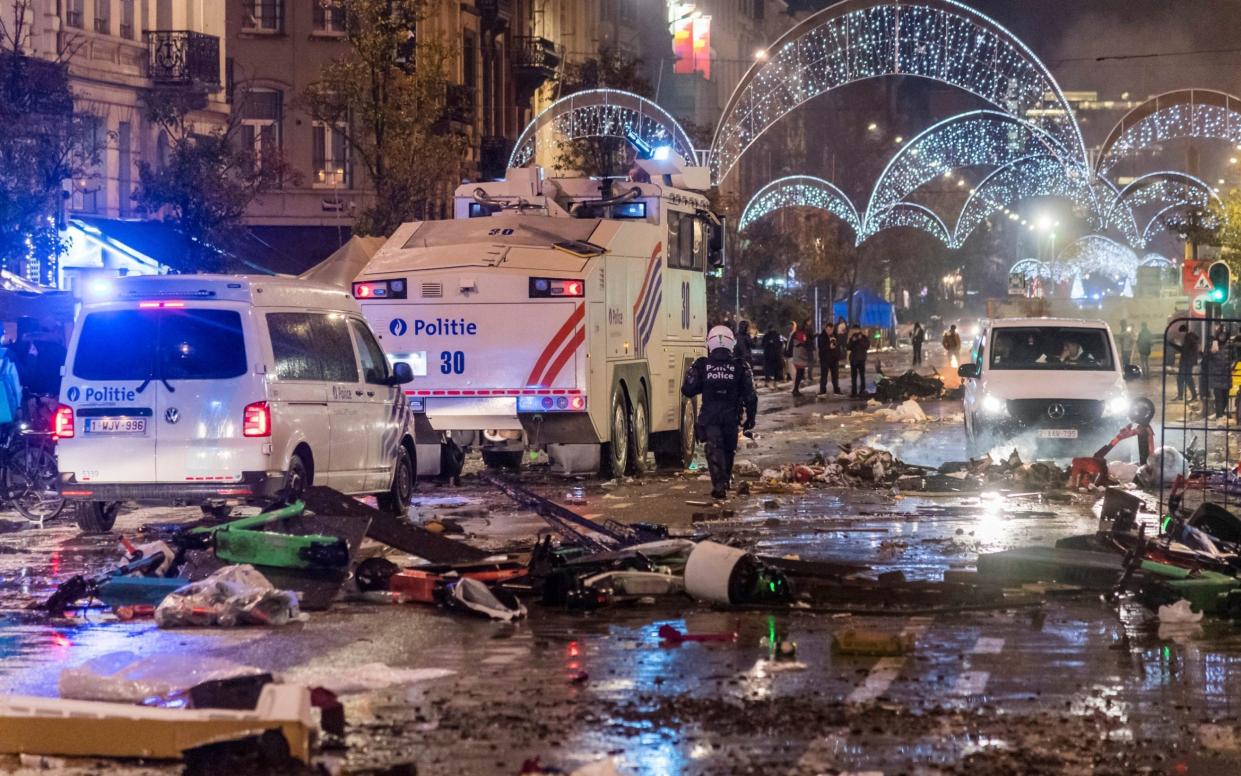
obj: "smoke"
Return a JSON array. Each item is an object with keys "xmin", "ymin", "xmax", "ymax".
[{"xmin": 1044, "ymin": 4, "xmax": 1241, "ymax": 104}]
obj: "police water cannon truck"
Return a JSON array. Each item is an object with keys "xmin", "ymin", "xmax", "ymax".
[{"xmin": 353, "ymin": 148, "xmax": 724, "ymax": 476}]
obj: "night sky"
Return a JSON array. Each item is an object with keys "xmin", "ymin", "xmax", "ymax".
[{"xmin": 787, "ymin": 0, "xmax": 1241, "ymax": 96}]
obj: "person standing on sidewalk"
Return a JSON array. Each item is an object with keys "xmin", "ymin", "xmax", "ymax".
[
  {"xmin": 734, "ymin": 320, "xmax": 754, "ymax": 366},
  {"xmin": 817, "ymin": 321, "xmax": 841, "ymax": 395},
  {"xmin": 911, "ymin": 321, "xmax": 925, "ymax": 366},
  {"xmin": 1170, "ymin": 324, "xmax": 1199, "ymax": 402},
  {"xmin": 942, "ymin": 324, "xmax": 962, "ymax": 366},
  {"xmin": 790, "ymin": 322, "xmax": 810, "ymax": 397},
  {"xmin": 847, "ymin": 324, "xmax": 870, "ymax": 397},
  {"xmin": 1136, "ymin": 322, "xmax": 1153, "ymax": 377},
  {"xmin": 761, "ymin": 325, "xmax": 784, "ymax": 386}
]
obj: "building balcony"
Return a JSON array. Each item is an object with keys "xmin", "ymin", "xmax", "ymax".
[
  {"xmin": 512, "ymin": 37, "xmax": 560, "ymax": 105},
  {"xmin": 145, "ymin": 30, "xmax": 220, "ymax": 89}
]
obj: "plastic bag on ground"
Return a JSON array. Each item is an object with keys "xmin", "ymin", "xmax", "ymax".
[
  {"xmin": 444, "ymin": 577, "xmax": 526, "ymax": 621},
  {"xmin": 1158, "ymin": 599, "xmax": 1204, "ymax": 624},
  {"xmin": 1136, "ymin": 446, "xmax": 1186, "ymax": 488},
  {"xmin": 873, "ymin": 399, "xmax": 928, "ymax": 423},
  {"xmin": 154, "ymin": 564, "xmax": 302, "ymax": 628},
  {"xmin": 1107, "ymin": 460, "xmax": 1140, "ymax": 484},
  {"xmin": 58, "ymin": 651, "xmax": 265, "ymax": 703}
]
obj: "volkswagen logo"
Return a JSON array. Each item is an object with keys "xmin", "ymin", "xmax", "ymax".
[
  {"xmin": 165, "ymin": 407, "xmax": 180, "ymax": 424},
  {"xmin": 1047, "ymin": 402, "xmax": 1067, "ymax": 420}
]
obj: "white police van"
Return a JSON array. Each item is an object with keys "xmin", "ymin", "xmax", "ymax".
[{"xmin": 56, "ymin": 275, "xmax": 416, "ymax": 532}]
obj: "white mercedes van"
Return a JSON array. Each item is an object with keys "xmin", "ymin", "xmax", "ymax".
[
  {"xmin": 958, "ymin": 318, "xmax": 1142, "ymax": 455},
  {"xmin": 57, "ymin": 275, "xmax": 416, "ymax": 532}
]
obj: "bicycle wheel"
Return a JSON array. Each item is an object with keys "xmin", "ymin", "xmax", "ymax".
[{"xmin": 9, "ymin": 440, "xmax": 65, "ymax": 522}]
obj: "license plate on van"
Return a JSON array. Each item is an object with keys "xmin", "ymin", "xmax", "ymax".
[
  {"xmin": 85, "ymin": 417, "xmax": 147, "ymax": 435},
  {"xmin": 1039, "ymin": 429, "xmax": 1078, "ymax": 439}
]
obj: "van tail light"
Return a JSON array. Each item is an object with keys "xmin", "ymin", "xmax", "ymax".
[
  {"xmin": 53, "ymin": 405, "xmax": 74, "ymax": 439},
  {"xmin": 243, "ymin": 401, "xmax": 271, "ymax": 437}
]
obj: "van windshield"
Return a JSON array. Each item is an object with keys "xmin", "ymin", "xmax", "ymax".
[
  {"xmin": 988, "ymin": 327, "xmax": 1114, "ymax": 371},
  {"xmin": 74, "ymin": 309, "xmax": 247, "ymax": 381}
]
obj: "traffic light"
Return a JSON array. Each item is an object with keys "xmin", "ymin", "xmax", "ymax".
[{"xmin": 1208, "ymin": 261, "xmax": 1232, "ymax": 303}]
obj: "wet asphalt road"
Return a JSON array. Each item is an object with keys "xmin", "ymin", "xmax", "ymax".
[{"xmin": 0, "ymin": 354, "xmax": 1240, "ymax": 774}]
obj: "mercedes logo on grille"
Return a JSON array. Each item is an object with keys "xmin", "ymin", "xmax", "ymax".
[
  {"xmin": 165, "ymin": 408, "xmax": 180, "ymax": 424},
  {"xmin": 1047, "ymin": 402, "xmax": 1067, "ymax": 420}
]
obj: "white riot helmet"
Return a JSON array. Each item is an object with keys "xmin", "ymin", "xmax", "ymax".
[{"xmin": 706, "ymin": 325, "xmax": 736, "ymax": 352}]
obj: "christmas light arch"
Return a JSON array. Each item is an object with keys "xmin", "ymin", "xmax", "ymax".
[
  {"xmin": 1103, "ymin": 171, "xmax": 1219, "ymax": 248},
  {"xmin": 1009, "ymin": 258, "xmax": 1051, "ymax": 278},
  {"xmin": 866, "ymin": 202, "xmax": 954, "ymax": 247},
  {"xmin": 1140, "ymin": 253, "xmax": 1175, "ymax": 269},
  {"xmin": 507, "ymin": 89, "xmax": 697, "ymax": 170},
  {"xmin": 1096, "ymin": 89, "xmax": 1241, "ymax": 176},
  {"xmin": 1053, "ymin": 235, "xmax": 1140, "ymax": 283},
  {"xmin": 708, "ymin": 0, "xmax": 1087, "ymax": 185},
  {"xmin": 738, "ymin": 176, "xmax": 862, "ymax": 235},
  {"xmin": 952, "ymin": 154, "xmax": 1098, "ymax": 248},
  {"xmin": 861, "ymin": 110, "xmax": 1075, "ymax": 244}
]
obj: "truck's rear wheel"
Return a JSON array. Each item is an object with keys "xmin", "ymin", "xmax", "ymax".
[
  {"xmin": 75, "ymin": 501, "xmax": 119, "ymax": 534},
  {"xmin": 627, "ymin": 393, "xmax": 650, "ymax": 475},
  {"xmin": 604, "ymin": 387, "xmax": 630, "ymax": 478},
  {"xmin": 482, "ymin": 450, "xmax": 523, "ymax": 470},
  {"xmin": 655, "ymin": 397, "xmax": 696, "ymax": 469}
]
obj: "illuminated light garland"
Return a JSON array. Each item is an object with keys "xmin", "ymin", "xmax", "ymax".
[
  {"xmin": 1096, "ymin": 89, "xmax": 1241, "ymax": 176},
  {"xmin": 508, "ymin": 89, "xmax": 697, "ymax": 170},
  {"xmin": 865, "ymin": 202, "xmax": 954, "ymax": 247},
  {"xmin": 1053, "ymin": 234, "xmax": 1140, "ymax": 283},
  {"xmin": 953, "ymin": 154, "xmax": 1098, "ymax": 247},
  {"xmin": 738, "ymin": 176, "xmax": 862, "ymax": 235},
  {"xmin": 709, "ymin": 0, "xmax": 1087, "ymax": 185},
  {"xmin": 1009, "ymin": 258, "xmax": 1052, "ymax": 278},
  {"xmin": 861, "ymin": 110, "xmax": 1074, "ymax": 244},
  {"xmin": 1140, "ymin": 253, "xmax": 1175, "ymax": 268},
  {"xmin": 1103, "ymin": 171, "xmax": 1219, "ymax": 248}
]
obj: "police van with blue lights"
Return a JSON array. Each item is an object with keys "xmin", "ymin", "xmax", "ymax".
[
  {"xmin": 56, "ymin": 276, "xmax": 417, "ymax": 532},
  {"xmin": 352, "ymin": 150, "xmax": 724, "ymax": 476}
]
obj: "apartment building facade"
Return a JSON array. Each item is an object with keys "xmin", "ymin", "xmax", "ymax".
[{"xmin": 228, "ymin": 0, "xmax": 559, "ymax": 249}]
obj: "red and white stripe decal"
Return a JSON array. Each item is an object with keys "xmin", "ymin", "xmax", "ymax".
[{"xmin": 525, "ymin": 302, "xmax": 585, "ymax": 387}]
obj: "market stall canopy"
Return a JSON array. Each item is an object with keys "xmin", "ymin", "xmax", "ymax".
[
  {"xmin": 833, "ymin": 289, "xmax": 896, "ymax": 330},
  {"xmin": 299, "ymin": 236, "xmax": 387, "ymax": 288},
  {"xmin": 0, "ymin": 271, "xmax": 73, "ymax": 322}
]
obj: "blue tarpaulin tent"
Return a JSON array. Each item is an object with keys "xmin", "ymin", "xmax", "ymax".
[{"xmin": 833, "ymin": 289, "xmax": 896, "ymax": 330}]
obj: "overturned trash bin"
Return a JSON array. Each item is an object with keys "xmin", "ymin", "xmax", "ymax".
[{"xmin": 684, "ymin": 541, "xmax": 793, "ymax": 606}]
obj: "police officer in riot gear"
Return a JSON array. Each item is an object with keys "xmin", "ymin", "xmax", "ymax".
[{"xmin": 681, "ymin": 325, "xmax": 758, "ymax": 500}]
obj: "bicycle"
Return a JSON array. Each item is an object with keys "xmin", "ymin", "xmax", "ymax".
[{"xmin": 4, "ymin": 391, "xmax": 65, "ymax": 523}]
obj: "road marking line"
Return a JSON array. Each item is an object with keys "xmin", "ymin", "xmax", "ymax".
[
  {"xmin": 971, "ymin": 637, "xmax": 1005, "ymax": 654},
  {"xmin": 952, "ymin": 670, "xmax": 990, "ymax": 696},
  {"xmin": 847, "ymin": 657, "xmax": 905, "ymax": 704}
]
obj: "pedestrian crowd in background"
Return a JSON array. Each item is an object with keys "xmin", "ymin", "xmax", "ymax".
[{"xmin": 732, "ymin": 316, "xmax": 874, "ymax": 399}]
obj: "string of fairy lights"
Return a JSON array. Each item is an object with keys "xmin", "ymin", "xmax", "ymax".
[
  {"xmin": 501, "ymin": 3, "xmax": 1240, "ymax": 258},
  {"xmin": 719, "ymin": 1, "xmax": 1241, "ymax": 254}
]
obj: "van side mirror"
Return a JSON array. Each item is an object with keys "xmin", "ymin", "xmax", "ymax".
[
  {"xmin": 958, "ymin": 363, "xmax": 980, "ymax": 379},
  {"xmin": 389, "ymin": 362, "xmax": 415, "ymax": 386},
  {"xmin": 1123, "ymin": 364, "xmax": 1142, "ymax": 381}
]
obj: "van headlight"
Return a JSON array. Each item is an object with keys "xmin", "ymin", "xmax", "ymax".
[
  {"xmin": 980, "ymin": 394, "xmax": 1008, "ymax": 416},
  {"xmin": 1104, "ymin": 395, "xmax": 1131, "ymax": 417}
]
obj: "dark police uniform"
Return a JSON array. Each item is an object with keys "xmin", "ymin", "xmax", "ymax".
[{"xmin": 681, "ymin": 347, "xmax": 758, "ymax": 499}]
